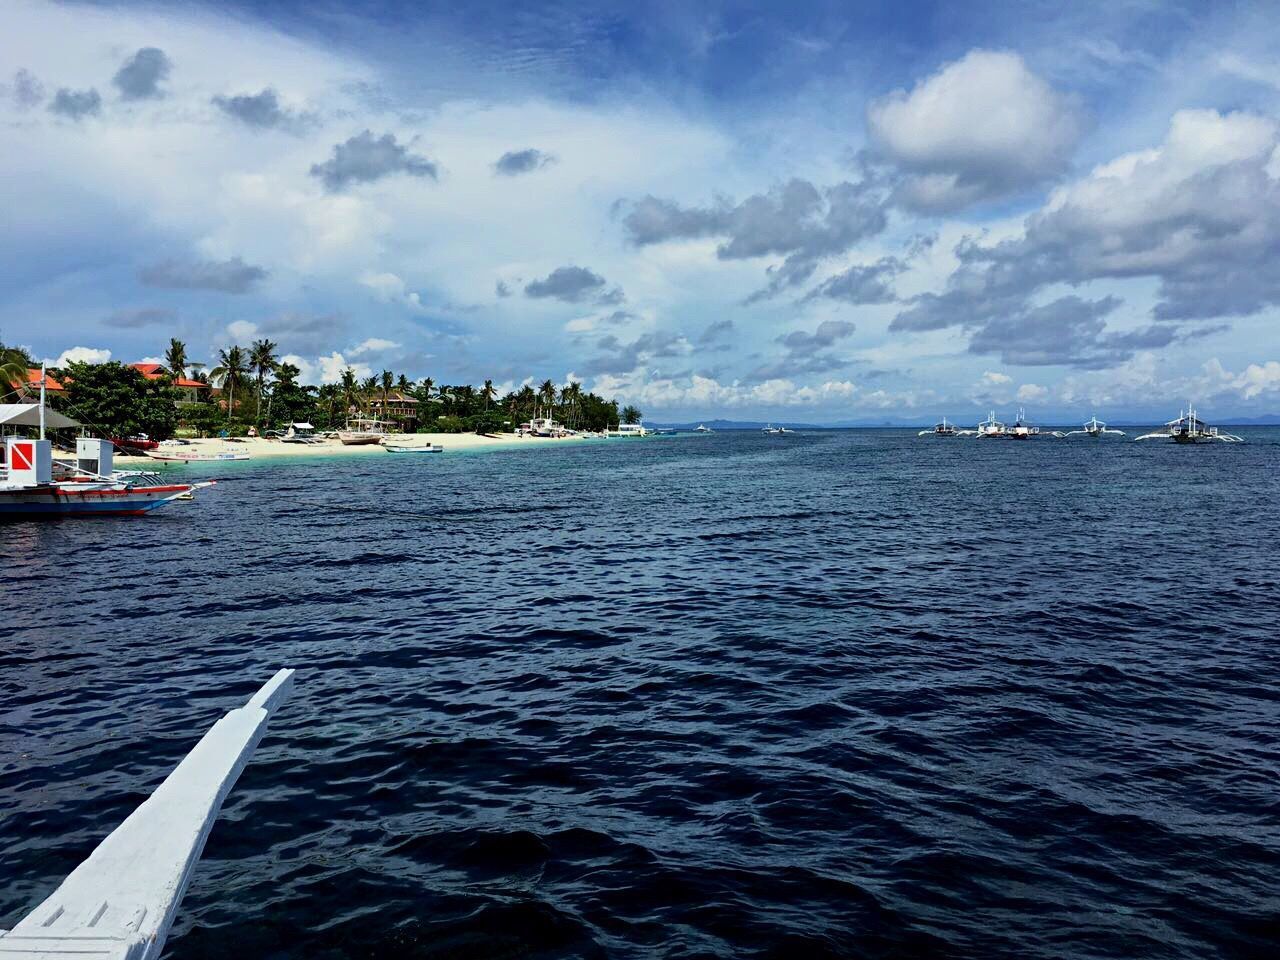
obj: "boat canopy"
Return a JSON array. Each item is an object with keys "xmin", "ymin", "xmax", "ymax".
[
  {"xmin": 291, "ymin": 422, "xmax": 315, "ymax": 430},
  {"xmin": 0, "ymin": 403, "xmax": 80, "ymax": 430}
]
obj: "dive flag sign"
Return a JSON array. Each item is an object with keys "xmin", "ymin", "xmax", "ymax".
[{"xmin": 11, "ymin": 442, "xmax": 33, "ymax": 470}]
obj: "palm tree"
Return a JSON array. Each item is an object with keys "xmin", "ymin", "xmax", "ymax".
[
  {"xmin": 340, "ymin": 368, "xmax": 360, "ymax": 416},
  {"xmin": 210, "ymin": 346, "xmax": 248, "ymax": 420},
  {"xmin": 1, "ymin": 340, "xmax": 34, "ymax": 401},
  {"xmin": 380, "ymin": 369, "xmax": 393, "ymax": 418},
  {"xmin": 482, "ymin": 378, "xmax": 496, "ymax": 410},
  {"xmin": 164, "ymin": 338, "xmax": 187, "ymax": 381},
  {"xmin": 397, "ymin": 373, "xmax": 411, "ymax": 392},
  {"xmin": 538, "ymin": 378, "xmax": 557, "ymax": 420},
  {"xmin": 621, "ymin": 404, "xmax": 642, "ymax": 425},
  {"xmin": 249, "ymin": 339, "xmax": 279, "ymax": 425}
]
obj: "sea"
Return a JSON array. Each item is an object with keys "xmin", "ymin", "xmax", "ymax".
[{"xmin": 2, "ymin": 429, "xmax": 1278, "ymax": 959}]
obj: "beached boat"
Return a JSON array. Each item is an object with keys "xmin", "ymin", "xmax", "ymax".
[
  {"xmin": 0, "ymin": 669, "xmax": 294, "ymax": 960},
  {"xmin": 1133, "ymin": 405, "xmax": 1244, "ymax": 443},
  {"xmin": 918, "ymin": 416, "xmax": 959, "ymax": 437},
  {"xmin": 337, "ymin": 417, "xmax": 390, "ymax": 445}
]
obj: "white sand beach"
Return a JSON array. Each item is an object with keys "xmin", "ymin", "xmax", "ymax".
[{"xmin": 114, "ymin": 432, "xmax": 591, "ymax": 463}]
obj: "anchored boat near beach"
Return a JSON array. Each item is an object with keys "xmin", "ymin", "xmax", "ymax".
[{"xmin": 1134, "ymin": 405, "xmax": 1244, "ymax": 443}]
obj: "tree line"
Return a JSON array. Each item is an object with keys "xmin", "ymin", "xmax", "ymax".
[{"xmin": 5, "ymin": 335, "xmax": 642, "ymax": 438}]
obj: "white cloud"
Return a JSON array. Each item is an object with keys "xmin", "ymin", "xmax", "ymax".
[
  {"xmin": 349, "ymin": 337, "xmax": 400, "ymax": 356},
  {"xmin": 317, "ymin": 351, "xmax": 372, "ymax": 383},
  {"xmin": 1017, "ymin": 383, "xmax": 1049, "ymax": 402},
  {"xmin": 47, "ymin": 346, "xmax": 111, "ymax": 366},
  {"xmin": 227, "ymin": 320, "xmax": 259, "ymax": 341},
  {"xmin": 981, "ymin": 371, "xmax": 1012, "ymax": 385},
  {"xmin": 280, "ymin": 353, "xmax": 315, "ymax": 383},
  {"xmin": 868, "ymin": 49, "xmax": 1086, "ymax": 211}
]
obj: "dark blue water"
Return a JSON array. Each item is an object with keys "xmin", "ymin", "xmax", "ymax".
[{"xmin": 3, "ymin": 430, "xmax": 1278, "ymax": 959}]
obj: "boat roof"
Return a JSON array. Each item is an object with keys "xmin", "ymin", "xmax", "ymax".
[{"xmin": 0, "ymin": 403, "xmax": 80, "ymax": 429}]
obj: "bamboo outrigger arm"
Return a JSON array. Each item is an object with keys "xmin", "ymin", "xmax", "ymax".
[{"xmin": 0, "ymin": 669, "xmax": 295, "ymax": 960}]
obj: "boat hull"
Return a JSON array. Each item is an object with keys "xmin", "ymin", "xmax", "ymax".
[
  {"xmin": 0, "ymin": 484, "xmax": 198, "ymax": 518},
  {"xmin": 337, "ymin": 433, "xmax": 383, "ymax": 445}
]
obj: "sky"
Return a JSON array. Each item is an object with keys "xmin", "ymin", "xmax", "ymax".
[{"xmin": 3, "ymin": 0, "xmax": 1280, "ymax": 423}]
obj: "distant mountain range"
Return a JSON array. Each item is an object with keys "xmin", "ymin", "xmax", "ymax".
[{"xmin": 651, "ymin": 414, "xmax": 1280, "ymax": 429}]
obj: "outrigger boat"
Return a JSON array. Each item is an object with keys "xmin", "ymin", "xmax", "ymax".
[
  {"xmin": 147, "ymin": 450, "xmax": 250, "ymax": 463},
  {"xmin": 0, "ymin": 370, "xmax": 214, "ymax": 518},
  {"xmin": 383, "ymin": 442, "xmax": 444, "ymax": 454},
  {"xmin": 337, "ymin": 417, "xmax": 390, "ymax": 445},
  {"xmin": 1055, "ymin": 416, "xmax": 1126, "ymax": 438},
  {"xmin": 0, "ymin": 669, "xmax": 294, "ymax": 960},
  {"xmin": 975, "ymin": 411, "xmax": 1007, "ymax": 438},
  {"xmin": 762, "ymin": 424, "xmax": 794, "ymax": 435},
  {"xmin": 1133, "ymin": 405, "xmax": 1244, "ymax": 443},
  {"xmin": 918, "ymin": 416, "xmax": 959, "ymax": 437}
]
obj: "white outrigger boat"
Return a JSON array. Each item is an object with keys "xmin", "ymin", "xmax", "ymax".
[
  {"xmin": 0, "ymin": 370, "xmax": 215, "ymax": 518},
  {"xmin": 1055, "ymin": 416, "xmax": 1126, "ymax": 439},
  {"xmin": 918, "ymin": 416, "xmax": 959, "ymax": 437},
  {"xmin": 147, "ymin": 449, "xmax": 251, "ymax": 463},
  {"xmin": 975, "ymin": 411, "xmax": 1007, "ymax": 438},
  {"xmin": 1133, "ymin": 405, "xmax": 1244, "ymax": 444},
  {"xmin": 694, "ymin": 423, "xmax": 713, "ymax": 433},
  {"xmin": 762, "ymin": 424, "xmax": 794, "ymax": 435},
  {"xmin": 337, "ymin": 417, "xmax": 390, "ymax": 445},
  {"xmin": 0, "ymin": 669, "xmax": 294, "ymax": 960},
  {"xmin": 1007, "ymin": 408, "xmax": 1040, "ymax": 439},
  {"xmin": 383, "ymin": 441, "xmax": 444, "ymax": 454}
]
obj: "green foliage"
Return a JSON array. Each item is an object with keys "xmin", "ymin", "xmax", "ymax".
[
  {"xmin": 621, "ymin": 404, "xmax": 642, "ymax": 424},
  {"xmin": 1, "ymin": 337, "xmax": 35, "ymax": 401},
  {"xmin": 58, "ymin": 361, "xmax": 178, "ymax": 440}
]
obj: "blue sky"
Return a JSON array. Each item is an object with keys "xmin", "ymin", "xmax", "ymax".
[{"xmin": 3, "ymin": 0, "xmax": 1280, "ymax": 421}]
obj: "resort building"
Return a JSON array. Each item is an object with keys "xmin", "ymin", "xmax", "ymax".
[
  {"xmin": 129, "ymin": 363, "xmax": 213, "ymax": 403},
  {"xmin": 367, "ymin": 390, "xmax": 419, "ymax": 430},
  {"xmin": 5, "ymin": 369, "xmax": 66, "ymax": 400}
]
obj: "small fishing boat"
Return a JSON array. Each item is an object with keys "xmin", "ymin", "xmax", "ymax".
[
  {"xmin": 1056, "ymin": 416, "xmax": 1126, "ymax": 438},
  {"xmin": 337, "ymin": 417, "xmax": 390, "ymax": 445},
  {"xmin": 1133, "ymin": 405, "xmax": 1244, "ymax": 443},
  {"xmin": 918, "ymin": 416, "xmax": 959, "ymax": 437},
  {"xmin": 383, "ymin": 442, "xmax": 444, "ymax": 454}
]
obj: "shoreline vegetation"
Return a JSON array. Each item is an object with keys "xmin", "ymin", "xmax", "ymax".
[{"xmin": 3, "ymin": 336, "xmax": 645, "ymax": 449}]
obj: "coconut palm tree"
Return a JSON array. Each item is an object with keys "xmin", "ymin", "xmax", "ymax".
[
  {"xmin": 538, "ymin": 378, "xmax": 557, "ymax": 420},
  {"xmin": 482, "ymin": 378, "xmax": 496, "ymax": 410},
  {"xmin": 339, "ymin": 368, "xmax": 360, "ymax": 416},
  {"xmin": 210, "ymin": 346, "xmax": 248, "ymax": 421},
  {"xmin": 249, "ymin": 339, "xmax": 279, "ymax": 425},
  {"xmin": 1, "ymin": 340, "xmax": 34, "ymax": 401},
  {"xmin": 164, "ymin": 338, "xmax": 187, "ymax": 381}
]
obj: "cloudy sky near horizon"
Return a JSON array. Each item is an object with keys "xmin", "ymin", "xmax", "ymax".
[{"xmin": 4, "ymin": 0, "xmax": 1280, "ymax": 422}]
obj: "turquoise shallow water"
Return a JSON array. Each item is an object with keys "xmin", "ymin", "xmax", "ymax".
[{"xmin": 2, "ymin": 429, "xmax": 1279, "ymax": 958}]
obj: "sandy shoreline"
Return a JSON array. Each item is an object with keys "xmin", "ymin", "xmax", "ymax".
[{"xmin": 115, "ymin": 432, "xmax": 592, "ymax": 463}]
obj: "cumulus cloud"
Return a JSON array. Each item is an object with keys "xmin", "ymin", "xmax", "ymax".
[
  {"xmin": 49, "ymin": 87, "xmax": 101, "ymax": 119},
  {"xmin": 698, "ymin": 318, "xmax": 735, "ymax": 344},
  {"xmin": 494, "ymin": 148, "xmax": 555, "ymax": 176},
  {"xmin": 803, "ymin": 257, "xmax": 903, "ymax": 304},
  {"xmin": 894, "ymin": 109, "xmax": 1280, "ymax": 368},
  {"xmin": 868, "ymin": 49, "xmax": 1086, "ymax": 212},
  {"xmin": 317, "ymin": 351, "xmax": 372, "ymax": 383},
  {"xmin": 745, "ymin": 320, "xmax": 858, "ymax": 381},
  {"xmin": 104, "ymin": 307, "xmax": 176, "ymax": 328},
  {"xmin": 9, "ymin": 69, "xmax": 44, "ymax": 109},
  {"xmin": 349, "ymin": 337, "xmax": 400, "ymax": 356},
  {"xmin": 495, "ymin": 280, "xmax": 512, "ymax": 298},
  {"xmin": 310, "ymin": 131, "xmax": 438, "ymax": 192},
  {"xmin": 113, "ymin": 47, "xmax": 171, "ymax": 101},
  {"xmin": 359, "ymin": 270, "xmax": 430, "ymax": 313},
  {"xmin": 47, "ymin": 346, "xmax": 111, "ymax": 366},
  {"xmin": 1017, "ymin": 383, "xmax": 1049, "ymax": 402},
  {"xmin": 139, "ymin": 257, "xmax": 267, "ymax": 293},
  {"xmin": 581, "ymin": 330, "xmax": 692, "ymax": 375},
  {"xmin": 623, "ymin": 177, "xmax": 889, "ymax": 300},
  {"xmin": 525, "ymin": 265, "xmax": 624, "ymax": 304},
  {"xmin": 777, "ymin": 319, "xmax": 857, "ymax": 356},
  {"xmin": 212, "ymin": 88, "xmax": 308, "ymax": 131}
]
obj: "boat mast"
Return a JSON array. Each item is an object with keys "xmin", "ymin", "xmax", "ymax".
[{"xmin": 39, "ymin": 362, "xmax": 47, "ymax": 440}]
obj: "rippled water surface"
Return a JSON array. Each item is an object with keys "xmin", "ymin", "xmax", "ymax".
[{"xmin": 3, "ymin": 430, "xmax": 1279, "ymax": 959}]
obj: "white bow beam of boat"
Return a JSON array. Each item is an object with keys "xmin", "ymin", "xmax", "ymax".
[
  {"xmin": 0, "ymin": 668, "xmax": 295, "ymax": 960},
  {"xmin": 1058, "ymin": 416, "xmax": 1126, "ymax": 438}
]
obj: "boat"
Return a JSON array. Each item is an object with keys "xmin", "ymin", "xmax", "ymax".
[
  {"xmin": 695, "ymin": 424, "xmax": 713, "ymax": 433},
  {"xmin": 762, "ymin": 424, "xmax": 794, "ymax": 435},
  {"xmin": 0, "ymin": 669, "xmax": 294, "ymax": 960},
  {"xmin": 1007, "ymin": 408, "xmax": 1040, "ymax": 439},
  {"xmin": 147, "ymin": 450, "xmax": 251, "ymax": 463},
  {"xmin": 975, "ymin": 411, "xmax": 1007, "ymax": 438},
  {"xmin": 650, "ymin": 427, "xmax": 676, "ymax": 436},
  {"xmin": 1133, "ymin": 405, "xmax": 1244, "ymax": 443},
  {"xmin": 1057, "ymin": 416, "xmax": 1126, "ymax": 438},
  {"xmin": 282, "ymin": 421, "xmax": 322, "ymax": 444},
  {"xmin": 337, "ymin": 417, "xmax": 390, "ymax": 445},
  {"xmin": 918, "ymin": 416, "xmax": 959, "ymax": 437},
  {"xmin": 607, "ymin": 423, "xmax": 649, "ymax": 437},
  {"xmin": 111, "ymin": 434, "xmax": 159, "ymax": 452},
  {"xmin": 0, "ymin": 372, "xmax": 215, "ymax": 517},
  {"xmin": 383, "ymin": 442, "xmax": 444, "ymax": 454}
]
